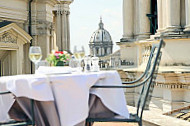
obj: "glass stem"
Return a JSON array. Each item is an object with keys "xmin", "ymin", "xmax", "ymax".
[{"xmin": 35, "ymin": 62, "xmax": 38, "ymax": 72}]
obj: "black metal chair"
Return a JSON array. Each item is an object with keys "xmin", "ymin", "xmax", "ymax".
[
  {"xmin": 0, "ymin": 91, "xmax": 35, "ymax": 126},
  {"xmin": 86, "ymin": 38, "xmax": 165, "ymax": 126}
]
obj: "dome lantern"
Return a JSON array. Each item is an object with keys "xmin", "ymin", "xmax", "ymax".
[{"xmin": 99, "ymin": 17, "xmax": 104, "ymax": 29}]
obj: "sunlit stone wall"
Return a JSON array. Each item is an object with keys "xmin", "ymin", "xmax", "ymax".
[{"xmin": 118, "ymin": 0, "xmax": 190, "ymax": 113}]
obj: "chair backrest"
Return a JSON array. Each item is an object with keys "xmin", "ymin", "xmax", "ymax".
[{"xmin": 136, "ymin": 38, "xmax": 164, "ymax": 120}]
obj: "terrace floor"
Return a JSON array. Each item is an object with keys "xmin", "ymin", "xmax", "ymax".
[
  {"xmin": 93, "ymin": 122, "xmax": 137, "ymax": 126},
  {"xmin": 127, "ymin": 106, "xmax": 190, "ymax": 126}
]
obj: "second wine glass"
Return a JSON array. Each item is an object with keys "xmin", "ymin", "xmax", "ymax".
[
  {"xmin": 73, "ymin": 46, "xmax": 85, "ymax": 72},
  {"xmin": 73, "ymin": 45, "xmax": 85, "ymax": 60}
]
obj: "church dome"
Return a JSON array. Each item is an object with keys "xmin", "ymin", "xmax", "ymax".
[
  {"xmin": 89, "ymin": 18, "xmax": 113, "ymax": 57},
  {"xmin": 89, "ymin": 18, "xmax": 112, "ymax": 43}
]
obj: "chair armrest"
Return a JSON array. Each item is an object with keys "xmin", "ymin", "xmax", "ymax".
[
  {"xmin": 121, "ymin": 71, "xmax": 146, "ymax": 84},
  {"xmin": 92, "ymin": 72, "xmax": 153, "ymax": 89},
  {"xmin": 92, "ymin": 83, "xmax": 144, "ymax": 88},
  {"xmin": 92, "ymin": 79, "xmax": 145, "ymax": 88},
  {"xmin": 122, "ymin": 53, "xmax": 153, "ymax": 85},
  {"xmin": 0, "ymin": 91, "xmax": 11, "ymax": 95}
]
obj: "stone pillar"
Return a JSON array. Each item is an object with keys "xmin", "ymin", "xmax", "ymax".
[
  {"xmin": 138, "ymin": 0, "xmax": 151, "ymax": 39},
  {"xmin": 54, "ymin": 1, "xmax": 73, "ymax": 51},
  {"xmin": 50, "ymin": 25, "xmax": 55, "ymax": 50},
  {"xmin": 61, "ymin": 10, "xmax": 67, "ymax": 50},
  {"xmin": 157, "ymin": 0, "xmax": 163, "ymax": 33},
  {"xmin": 165, "ymin": 0, "xmax": 181, "ymax": 32},
  {"xmin": 122, "ymin": 0, "xmax": 134, "ymax": 41},
  {"xmin": 107, "ymin": 48, "xmax": 110, "ymax": 55},
  {"xmin": 34, "ymin": 1, "xmax": 56, "ymax": 59},
  {"xmin": 93, "ymin": 48, "xmax": 96, "ymax": 56},
  {"xmin": 56, "ymin": 5, "xmax": 62, "ymax": 50},
  {"xmin": 134, "ymin": 0, "xmax": 140, "ymax": 37},
  {"xmin": 99, "ymin": 48, "xmax": 101, "ymax": 56},
  {"xmin": 185, "ymin": 0, "xmax": 190, "ymax": 32},
  {"xmin": 102, "ymin": 48, "xmax": 104, "ymax": 56},
  {"xmin": 90, "ymin": 47, "xmax": 93, "ymax": 56},
  {"xmin": 66, "ymin": 11, "xmax": 70, "ymax": 51},
  {"xmin": 162, "ymin": 0, "xmax": 167, "ymax": 30}
]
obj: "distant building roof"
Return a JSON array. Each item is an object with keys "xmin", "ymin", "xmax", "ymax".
[{"xmin": 0, "ymin": 21, "xmax": 12, "ymax": 28}]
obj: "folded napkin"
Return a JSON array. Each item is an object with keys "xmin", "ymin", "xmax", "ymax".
[{"xmin": 35, "ymin": 66, "xmax": 72, "ymax": 74}]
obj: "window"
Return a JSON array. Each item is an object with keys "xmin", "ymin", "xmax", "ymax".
[
  {"xmin": 96, "ymin": 48, "xmax": 99, "ymax": 55},
  {"xmin": 147, "ymin": 0, "xmax": 158, "ymax": 35},
  {"xmin": 104, "ymin": 48, "xmax": 107, "ymax": 55}
]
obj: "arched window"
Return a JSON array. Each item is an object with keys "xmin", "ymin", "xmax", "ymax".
[
  {"xmin": 96, "ymin": 48, "xmax": 99, "ymax": 55},
  {"xmin": 104, "ymin": 48, "xmax": 107, "ymax": 55}
]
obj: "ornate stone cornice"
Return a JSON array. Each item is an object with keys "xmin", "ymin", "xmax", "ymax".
[
  {"xmin": 62, "ymin": 10, "xmax": 68, "ymax": 14},
  {"xmin": 53, "ymin": 4, "xmax": 70, "ymax": 15},
  {"xmin": 58, "ymin": 0, "xmax": 74, "ymax": 4},
  {"xmin": 45, "ymin": 0, "xmax": 60, "ymax": 6},
  {"xmin": 0, "ymin": 31, "xmax": 17, "ymax": 44},
  {"xmin": 67, "ymin": 11, "xmax": 70, "ymax": 15},
  {"xmin": 0, "ymin": 23, "xmax": 31, "ymax": 43}
]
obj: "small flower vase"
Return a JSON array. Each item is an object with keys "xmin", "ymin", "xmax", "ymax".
[{"xmin": 56, "ymin": 61, "xmax": 64, "ymax": 66}]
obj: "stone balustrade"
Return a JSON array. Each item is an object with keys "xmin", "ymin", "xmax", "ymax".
[{"xmin": 118, "ymin": 67, "xmax": 190, "ymax": 112}]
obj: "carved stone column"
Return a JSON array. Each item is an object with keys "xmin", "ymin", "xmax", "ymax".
[
  {"xmin": 56, "ymin": 5, "xmax": 62, "ymax": 50},
  {"xmin": 121, "ymin": 0, "xmax": 134, "ymax": 41},
  {"xmin": 61, "ymin": 10, "xmax": 67, "ymax": 50},
  {"xmin": 157, "ymin": 0, "xmax": 163, "ymax": 33},
  {"xmin": 93, "ymin": 48, "xmax": 96, "ymax": 56},
  {"xmin": 165, "ymin": 0, "xmax": 181, "ymax": 32},
  {"xmin": 66, "ymin": 11, "xmax": 70, "ymax": 51},
  {"xmin": 54, "ymin": 0, "xmax": 73, "ymax": 51},
  {"xmin": 185, "ymin": 0, "xmax": 190, "ymax": 32},
  {"xmin": 138, "ymin": 0, "xmax": 151, "ymax": 39},
  {"xmin": 161, "ymin": 0, "xmax": 167, "ymax": 30},
  {"xmin": 101, "ymin": 47, "xmax": 105, "ymax": 56},
  {"xmin": 107, "ymin": 48, "xmax": 110, "ymax": 55},
  {"xmin": 99, "ymin": 48, "xmax": 101, "ymax": 56}
]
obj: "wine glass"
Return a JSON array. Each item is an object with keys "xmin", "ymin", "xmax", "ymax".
[
  {"xmin": 29, "ymin": 46, "xmax": 42, "ymax": 70},
  {"xmin": 73, "ymin": 46, "xmax": 85, "ymax": 72},
  {"xmin": 73, "ymin": 46, "xmax": 85, "ymax": 60}
]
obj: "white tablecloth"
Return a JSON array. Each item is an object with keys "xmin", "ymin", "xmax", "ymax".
[
  {"xmin": 0, "ymin": 76, "xmax": 15, "ymax": 122},
  {"xmin": 0, "ymin": 70, "xmax": 129, "ymax": 126}
]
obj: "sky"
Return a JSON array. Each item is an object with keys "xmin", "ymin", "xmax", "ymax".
[{"xmin": 70, "ymin": 0, "xmax": 123, "ymax": 55}]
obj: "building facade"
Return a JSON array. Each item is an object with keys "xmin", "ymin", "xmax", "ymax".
[
  {"xmin": 0, "ymin": 0, "xmax": 73, "ymax": 76},
  {"xmin": 119, "ymin": 0, "xmax": 190, "ymax": 113},
  {"xmin": 89, "ymin": 18, "xmax": 113, "ymax": 57}
]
